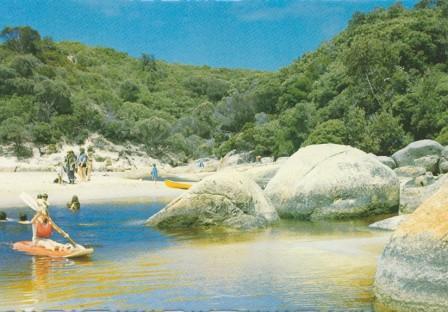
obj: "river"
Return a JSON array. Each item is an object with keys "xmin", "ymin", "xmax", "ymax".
[{"xmin": 0, "ymin": 202, "xmax": 390, "ymax": 311}]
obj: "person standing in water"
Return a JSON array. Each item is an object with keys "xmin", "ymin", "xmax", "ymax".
[
  {"xmin": 151, "ymin": 164, "xmax": 158, "ymax": 183},
  {"xmin": 67, "ymin": 195, "xmax": 80, "ymax": 212}
]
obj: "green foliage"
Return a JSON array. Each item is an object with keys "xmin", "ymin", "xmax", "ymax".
[
  {"xmin": 1, "ymin": 4, "xmax": 448, "ymax": 161},
  {"xmin": 1, "ymin": 26, "xmax": 41, "ymax": 54},
  {"xmin": 303, "ymin": 120, "xmax": 347, "ymax": 146},
  {"xmin": 436, "ymin": 126, "xmax": 448, "ymax": 145}
]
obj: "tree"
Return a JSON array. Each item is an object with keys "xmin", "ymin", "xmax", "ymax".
[
  {"xmin": 1, "ymin": 26, "xmax": 41, "ymax": 54},
  {"xmin": 119, "ymin": 80, "xmax": 140, "ymax": 102},
  {"xmin": 35, "ymin": 80, "xmax": 72, "ymax": 121},
  {"xmin": 132, "ymin": 117, "xmax": 170, "ymax": 149},
  {"xmin": 140, "ymin": 53, "xmax": 157, "ymax": 72},
  {"xmin": 302, "ymin": 119, "xmax": 347, "ymax": 146},
  {"xmin": 0, "ymin": 116, "xmax": 31, "ymax": 157},
  {"xmin": 366, "ymin": 111, "xmax": 410, "ymax": 155}
]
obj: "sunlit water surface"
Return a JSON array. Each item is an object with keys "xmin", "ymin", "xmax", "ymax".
[{"xmin": 0, "ymin": 203, "xmax": 390, "ymax": 311}]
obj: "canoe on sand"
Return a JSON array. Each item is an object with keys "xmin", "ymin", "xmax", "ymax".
[
  {"xmin": 164, "ymin": 180, "xmax": 192, "ymax": 190},
  {"xmin": 13, "ymin": 241, "xmax": 94, "ymax": 259}
]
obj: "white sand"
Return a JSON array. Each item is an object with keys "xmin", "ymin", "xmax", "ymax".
[{"xmin": 0, "ymin": 172, "xmax": 187, "ymax": 210}]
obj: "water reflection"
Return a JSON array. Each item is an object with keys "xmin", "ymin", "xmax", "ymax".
[{"xmin": 0, "ymin": 203, "xmax": 391, "ymax": 311}]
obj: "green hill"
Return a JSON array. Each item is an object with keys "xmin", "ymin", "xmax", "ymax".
[{"xmin": 1, "ymin": 1, "xmax": 447, "ymax": 161}]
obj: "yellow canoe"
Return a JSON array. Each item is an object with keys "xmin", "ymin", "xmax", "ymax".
[{"xmin": 164, "ymin": 180, "xmax": 192, "ymax": 190}]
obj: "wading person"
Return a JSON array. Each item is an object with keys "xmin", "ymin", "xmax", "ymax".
[
  {"xmin": 67, "ymin": 195, "xmax": 80, "ymax": 212},
  {"xmin": 151, "ymin": 163, "xmax": 158, "ymax": 183}
]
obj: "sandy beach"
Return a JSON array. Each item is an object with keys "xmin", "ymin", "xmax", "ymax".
[{"xmin": 0, "ymin": 172, "xmax": 187, "ymax": 210}]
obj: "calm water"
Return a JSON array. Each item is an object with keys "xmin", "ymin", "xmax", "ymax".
[{"xmin": 0, "ymin": 203, "xmax": 390, "ymax": 311}]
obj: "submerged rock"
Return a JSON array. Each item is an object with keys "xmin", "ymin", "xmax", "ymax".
[
  {"xmin": 264, "ymin": 144, "xmax": 399, "ymax": 220},
  {"xmin": 146, "ymin": 170, "xmax": 278, "ymax": 230},
  {"xmin": 392, "ymin": 140, "xmax": 443, "ymax": 167},
  {"xmin": 374, "ymin": 180, "xmax": 448, "ymax": 311}
]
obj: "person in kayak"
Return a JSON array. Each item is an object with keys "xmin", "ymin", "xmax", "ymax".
[{"xmin": 31, "ymin": 195, "xmax": 72, "ymax": 252}]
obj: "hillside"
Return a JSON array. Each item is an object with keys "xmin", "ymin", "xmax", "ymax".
[
  {"xmin": 219, "ymin": 1, "xmax": 448, "ymax": 157},
  {"xmin": 1, "ymin": 0, "xmax": 447, "ymax": 163}
]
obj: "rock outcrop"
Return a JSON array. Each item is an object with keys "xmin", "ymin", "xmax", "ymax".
[
  {"xmin": 220, "ymin": 150, "xmax": 254, "ymax": 168},
  {"xmin": 368, "ymin": 215, "xmax": 408, "ymax": 231},
  {"xmin": 377, "ymin": 156, "xmax": 397, "ymax": 169},
  {"xmin": 374, "ymin": 180, "xmax": 448, "ymax": 311},
  {"xmin": 146, "ymin": 170, "xmax": 278, "ymax": 230},
  {"xmin": 265, "ymin": 144, "xmax": 399, "ymax": 220},
  {"xmin": 439, "ymin": 146, "xmax": 448, "ymax": 174},
  {"xmin": 399, "ymin": 174, "xmax": 448, "ymax": 214},
  {"xmin": 391, "ymin": 140, "xmax": 443, "ymax": 167},
  {"xmin": 236, "ymin": 163, "xmax": 280, "ymax": 189}
]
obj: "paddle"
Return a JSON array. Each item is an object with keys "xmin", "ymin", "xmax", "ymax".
[{"xmin": 19, "ymin": 192, "xmax": 79, "ymax": 248}]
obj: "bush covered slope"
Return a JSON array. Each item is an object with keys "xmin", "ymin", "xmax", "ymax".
[
  {"xmin": 1, "ymin": 1, "xmax": 447, "ymax": 160},
  {"xmin": 220, "ymin": 1, "xmax": 448, "ymax": 157}
]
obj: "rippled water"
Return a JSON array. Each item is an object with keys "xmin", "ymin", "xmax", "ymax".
[{"xmin": 0, "ymin": 203, "xmax": 390, "ymax": 311}]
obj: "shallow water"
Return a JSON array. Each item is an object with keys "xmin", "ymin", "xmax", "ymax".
[{"xmin": 0, "ymin": 203, "xmax": 390, "ymax": 311}]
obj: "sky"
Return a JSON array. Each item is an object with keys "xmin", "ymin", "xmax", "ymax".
[{"xmin": 0, "ymin": 0, "xmax": 418, "ymax": 71}]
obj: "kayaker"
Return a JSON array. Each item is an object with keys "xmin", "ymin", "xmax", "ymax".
[
  {"xmin": 151, "ymin": 163, "xmax": 158, "ymax": 183},
  {"xmin": 67, "ymin": 195, "xmax": 80, "ymax": 212},
  {"xmin": 31, "ymin": 196, "xmax": 72, "ymax": 252}
]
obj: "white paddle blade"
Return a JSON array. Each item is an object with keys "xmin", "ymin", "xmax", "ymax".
[{"xmin": 19, "ymin": 192, "xmax": 40, "ymax": 212}]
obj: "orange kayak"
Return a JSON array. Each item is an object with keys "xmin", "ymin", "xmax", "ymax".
[
  {"xmin": 13, "ymin": 241, "xmax": 94, "ymax": 259},
  {"xmin": 164, "ymin": 180, "xmax": 192, "ymax": 190}
]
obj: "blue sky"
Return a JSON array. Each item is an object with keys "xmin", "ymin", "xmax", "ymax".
[{"xmin": 0, "ymin": 0, "xmax": 418, "ymax": 71}]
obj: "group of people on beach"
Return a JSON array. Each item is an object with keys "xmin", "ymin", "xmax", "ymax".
[{"xmin": 57, "ymin": 147, "xmax": 93, "ymax": 184}]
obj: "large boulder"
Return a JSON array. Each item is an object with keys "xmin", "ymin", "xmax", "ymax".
[
  {"xmin": 394, "ymin": 166, "xmax": 426, "ymax": 178},
  {"xmin": 414, "ymin": 155, "xmax": 440, "ymax": 174},
  {"xmin": 439, "ymin": 146, "xmax": 448, "ymax": 174},
  {"xmin": 377, "ymin": 156, "xmax": 397, "ymax": 169},
  {"xmin": 399, "ymin": 174, "xmax": 448, "ymax": 214},
  {"xmin": 264, "ymin": 144, "xmax": 399, "ymax": 220},
  {"xmin": 146, "ymin": 170, "xmax": 278, "ymax": 230},
  {"xmin": 368, "ymin": 215, "xmax": 408, "ymax": 231},
  {"xmin": 374, "ymin": 180, "xmax": 448, "ymax": 311},
  {"xmin": 392, "ymin": 140, "xmax": 443, "ymax": 167},
  {"xmin": 220, "ymin": 150, "xmax": 254, "ymax": 168},
  {"xmin": 236, "ymin": 163, "xmax": 280, "ymax": 189}
]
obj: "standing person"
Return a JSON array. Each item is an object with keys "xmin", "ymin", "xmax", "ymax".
[
  {"xmin": 77, "ymin": 148, "xmax": 88, "ymax": 182},
  {"xmin": 55, "ymin": 162, "xmax": 64, "ymax": 184},
  {"xmin": 86, "ymin": 148, "xmax": 94, "ymax": 181},
  {"xmin": 151, "ymin": 164, "xmax": 158, "ymax": 183},
  {"xmin": 65, "ymin": 150, "xmax": 77, "ymax": 184}
]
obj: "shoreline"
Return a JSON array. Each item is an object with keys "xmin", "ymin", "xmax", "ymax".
[{"xmin": 0, "ymin": 172, "xmax": 187, "ymax": 210}]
